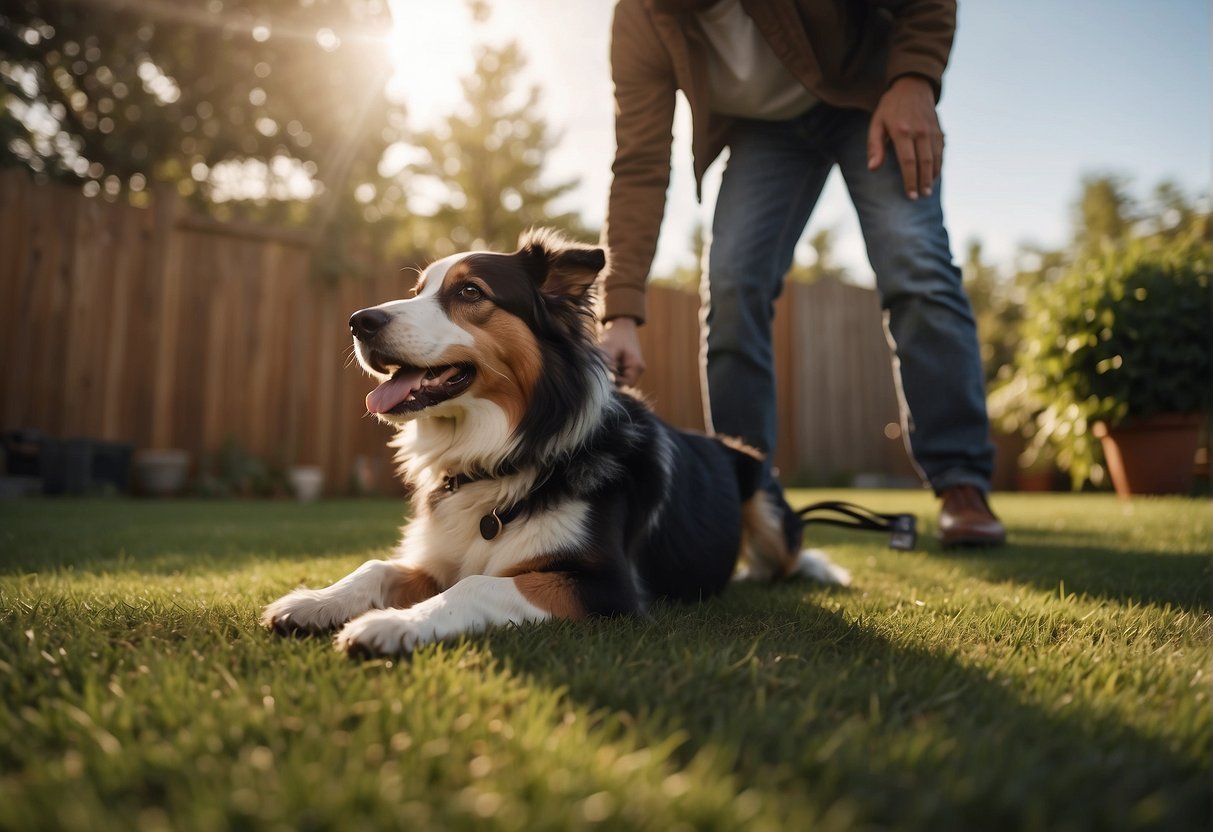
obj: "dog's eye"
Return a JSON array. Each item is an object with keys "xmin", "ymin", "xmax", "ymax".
[{"xmin": 458, "ymin": 285, "xmax": 484, "ymax": 302}]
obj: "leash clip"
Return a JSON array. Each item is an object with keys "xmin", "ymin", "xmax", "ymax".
[{"xmin": 887, "ymin": 514, "xmax": 917, "ymax": 551}]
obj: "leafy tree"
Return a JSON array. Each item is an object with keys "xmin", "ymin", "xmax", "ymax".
[
  {"xmin": 1140, "ymin": 179, "xmax": 1210, "ymax": 245},
  {"xmin": 1, "ymin": 0, "xmax": 594, "ymax": 263},
  {"xmin": 0, "ymin": 0, "xmax": 407, "ymax": 227}
]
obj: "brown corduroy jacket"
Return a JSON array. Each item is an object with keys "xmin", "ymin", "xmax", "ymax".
[{"xmin": 599, "ymin": 0, "xmax": 956, "ymax": 323}]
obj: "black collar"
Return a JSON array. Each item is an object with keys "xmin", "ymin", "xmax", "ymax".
[
  {"xmin": 440, "ymin": 470, "xmax": 531, "ymax": 541},
  {"xmin": 441, "ymin": 471, "xmax": 485, "ymax": 493}
]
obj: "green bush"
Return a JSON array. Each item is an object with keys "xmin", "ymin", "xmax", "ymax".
[{"xmin": 1012, "ymin": 240, "xmax": 1211, "ymax": 486}]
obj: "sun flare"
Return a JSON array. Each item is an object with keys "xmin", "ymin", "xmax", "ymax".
[{"xmin": 383, "ymin": 0, "xmax": 494, "ymax": 128}]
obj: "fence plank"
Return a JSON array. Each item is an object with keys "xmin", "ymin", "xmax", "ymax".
[
  {"xmin": 1, "ymin": 175, "xmax": 36, "ymax": 431},
  {"xmin": 99, "ymin": 201, "xmax": 140, "ymax": 440},
  {"xmin": 149, "ymin": 186, "xmax": 184, "ymax": 449}
]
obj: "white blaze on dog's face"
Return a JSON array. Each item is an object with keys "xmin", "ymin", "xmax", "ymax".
[
  {"xmin": 350, "ymin": 252, "xmax": 484, "ymax": 425},
  {"xmin": 370, "ymin": 252, "xmax": 480, "ymax": 363},
  {"xmin": 349, "ymin": 234, "xmax": 605, "ymax": 431}
]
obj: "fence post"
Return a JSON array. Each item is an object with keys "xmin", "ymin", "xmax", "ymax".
[{"xmin": 149, "ymin": 185, "xmax": 183, "ymax": 450}]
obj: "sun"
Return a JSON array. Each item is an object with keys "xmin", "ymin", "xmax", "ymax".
[{"xmin": 382, "ymin": 0, "xmax": 496, "ymax": 129}]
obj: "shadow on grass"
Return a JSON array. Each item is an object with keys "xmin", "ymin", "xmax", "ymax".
[
  {"xmin": 930, "ymin": 541, "xmax": 1211, "ymax": 613},
  {"xmin": 479, "ymin": 587, "xmax": 1209, "ymax": 831},
  {"xmin": 803, "ymin": 519, "xmax": 1212, "ymax": 614}
]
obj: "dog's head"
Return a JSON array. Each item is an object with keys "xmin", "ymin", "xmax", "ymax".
[{"xmin": 350, "ymin": 230, "xmax": 608, "ymax": 451}]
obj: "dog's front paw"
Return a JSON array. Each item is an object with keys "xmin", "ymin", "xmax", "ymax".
[
  {"xmin": 335, "ymin": 608, "xmax": 437, "ymax": 657},
  {"xmin": 262, "ymin": 589, "xmax": 364, "ymax": 635}
]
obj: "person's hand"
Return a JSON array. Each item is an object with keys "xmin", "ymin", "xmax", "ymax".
[
  {"xmin": 867, "ymin": 75, "xmax": 944, "ymax": 200},
  {"xmin": 598, "ymin": 316, "xmax": 645, "ymax": 387}
]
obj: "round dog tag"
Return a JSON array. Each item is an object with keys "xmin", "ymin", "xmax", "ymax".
[{"xmin": 479, "ymin": 511, "xmax": 503, "ymax": 541}]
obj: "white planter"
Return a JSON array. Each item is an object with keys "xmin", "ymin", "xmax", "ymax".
[
  {"xmin": 135, "ymin": 449, "xmax": 190, "ymax": 496},
  {"xmin": 288, "ymin": 466, "xmax": 324, "ymax": 502}
]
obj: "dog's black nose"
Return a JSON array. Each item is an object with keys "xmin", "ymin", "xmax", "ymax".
[{"xmin": 349, "ymin": 308, "xmax": 390, "ymax": 340}]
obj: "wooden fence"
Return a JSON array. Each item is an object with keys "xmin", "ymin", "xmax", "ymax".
[{"xmin": 0, "ymin": 170, "xmax": 916, "ymax": 494}]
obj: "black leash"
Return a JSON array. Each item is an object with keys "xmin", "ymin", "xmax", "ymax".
[{"xmin": 796, "ymin": 500, "xmax": 917, "ymax": 551}]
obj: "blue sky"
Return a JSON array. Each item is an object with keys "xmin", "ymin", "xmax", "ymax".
[
  {"xmin": 932, "ymin": 0, "xmax": 1211, "ymax": 273},
  {"xmin": 391, "ymin": 0, "xmax": 1210, "ymax": 279}
]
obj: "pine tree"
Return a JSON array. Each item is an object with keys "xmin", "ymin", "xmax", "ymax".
[
  {"xmin": 400, "ymin": 40, "xmax": 587, "ymax": 258},
  {"xmin": 1073, "ymin": 174, "xmax": 1134, "ymax": 257}
]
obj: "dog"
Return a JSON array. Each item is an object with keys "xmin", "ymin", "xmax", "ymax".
[{"xmin": 262, "ymin": 230, "xmax": 850, "ymax": 656}]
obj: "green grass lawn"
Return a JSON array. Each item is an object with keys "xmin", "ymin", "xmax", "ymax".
[{"xmin": 1, "ymin": 491, "xmax": 1209, "ymax": 831}]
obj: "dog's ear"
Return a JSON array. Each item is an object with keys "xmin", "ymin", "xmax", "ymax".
[
  {"xmin": 517, "ymin": 229, "xmax": 606, "ymax": 300},
  {"xmin": 546, "ymin": 246, "xmax": 606, "ymax": 299}
]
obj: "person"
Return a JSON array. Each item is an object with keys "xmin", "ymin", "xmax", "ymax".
[{"xmin": 597, "ymin": 0, "xmax": 1006, "ymax": 547}]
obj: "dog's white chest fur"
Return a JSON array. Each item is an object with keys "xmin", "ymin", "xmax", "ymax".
[{"xmin": 402, "ymin": 484, "xmax": 590, "ymax": 586}]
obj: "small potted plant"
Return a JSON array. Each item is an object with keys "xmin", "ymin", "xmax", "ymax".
[{"xmin": 1014, "ymin": 239, "xmax": 1210, "ymax": 496}]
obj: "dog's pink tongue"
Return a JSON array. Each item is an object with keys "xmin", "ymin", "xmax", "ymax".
[{"xmin": 366, "ymin": 370, "xmax": 425, "ymax": 414}]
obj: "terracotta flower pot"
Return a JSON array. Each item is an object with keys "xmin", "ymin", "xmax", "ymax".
[{"xmin": 1093, "ymin": 413, "xmax": 1205, "ymax": 498}]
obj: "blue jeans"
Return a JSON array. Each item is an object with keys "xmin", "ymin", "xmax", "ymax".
[{"xmin": 701, "ymin": 105, "xmax": 994, "ymax": 496}]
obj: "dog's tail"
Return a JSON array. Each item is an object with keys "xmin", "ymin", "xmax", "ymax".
[
  {"xmin": 716, "ymin": 436, "xmax": 851, "ymax": 587},
  {"xmin": 736, "ymin": 490, "xmax": 851, "ymax": 586}
]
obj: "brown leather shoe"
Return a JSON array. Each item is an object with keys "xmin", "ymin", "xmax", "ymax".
[{"xmin": 939, "ymin": 485, "xmax": 1007, "ymax": 547}]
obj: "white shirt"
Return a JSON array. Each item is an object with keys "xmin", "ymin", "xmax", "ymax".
[{"xmin": 696, "ymin": 0, "xmax": 817, "ymax": 120}]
